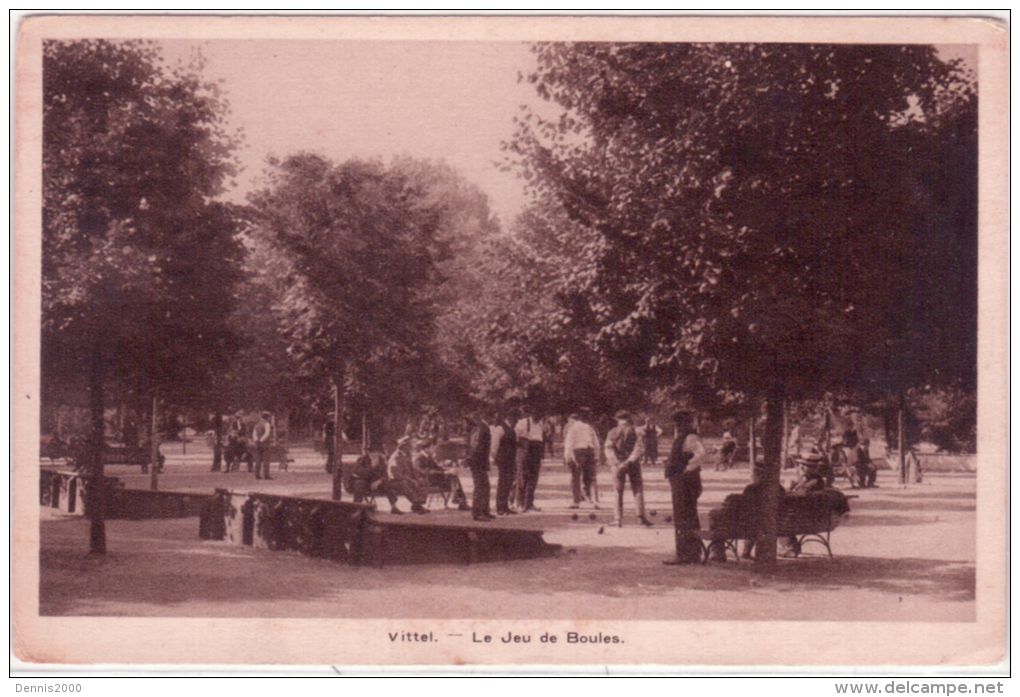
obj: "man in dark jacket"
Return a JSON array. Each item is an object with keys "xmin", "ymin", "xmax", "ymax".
[
  {"xmin": 664, "ymin": 411, "xmax": 705, "ymax": 564},
  {"xmin": 491, "ymin": 412, "xmax": 518, "ymax": 515},
  {"xmin": 465, "ymin": 415, "xmax": 494, "ymax": 521}
]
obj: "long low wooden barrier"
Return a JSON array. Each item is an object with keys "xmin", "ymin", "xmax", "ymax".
[
  {"xmin": 199, "ymin": 489, "xmax": 560, "ymax": 567},
  {"xmin": 40, "ymin": 469, "xmax": 211, "ymax": 519}
]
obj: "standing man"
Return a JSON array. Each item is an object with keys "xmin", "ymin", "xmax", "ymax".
[
  {"xmin": 514, "ymin": 407, "xmax": 546, "ymax": 512},
  {"xmin": 490, "ymin": 412, "xmax": 518, "ymax": 516},
  {"xmin": 323, "ymin": 417, "xmax": 336, "ymax": 474},
  {"xmin": 640, "ymin": 417, "xmax": 662, "ymax": 470},
  {"xmin": 466, "ymin": 415, "xmax": 494, "ymax": 521},
  {"xmin": 664, "ymin": 411, "xmax": 706, "ymax": 565},
  {"xmin": 604, "ymin": 411, "xmax": 653, "ymax": 527},
  {"xmin": 563, "ymin": 410, "xmax": 600, "ymax": 509},
  {"xmin": 252, "ymin": 411, "xmax": 274, "ymax": 481}
]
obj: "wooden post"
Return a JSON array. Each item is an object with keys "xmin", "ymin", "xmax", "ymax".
[{"xmin": 150, "ymin": 392, "xmax": 160, "ymax": 492}]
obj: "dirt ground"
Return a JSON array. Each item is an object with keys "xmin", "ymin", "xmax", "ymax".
[{"xmin": 38, "ymin": 448, "xmax": 976, "ymax": 621}]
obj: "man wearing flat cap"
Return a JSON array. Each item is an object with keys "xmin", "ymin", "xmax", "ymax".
[{"xmin": 604, "ymin": 410, "xmax": 653, "ymax": 527}]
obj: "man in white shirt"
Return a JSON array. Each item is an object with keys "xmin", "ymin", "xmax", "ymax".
[
  {"xmin": 514, "ymin": 408, "xmax": 546, "ymax": 512},
  {"xmin": 563, "ymin": 410, "xmax": 600, "ymax": 508},
  {"xmin": 252, "ymin": 411, "xmax": 274, "ymax": 481}
]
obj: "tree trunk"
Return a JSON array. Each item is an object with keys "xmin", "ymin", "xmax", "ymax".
[
  {"xmin": 898, "ymin": 393, "xmax": 906, "ymax": 485},
  {"xmin": 332, "ymin": 376, "xmax": 343, "ymax": 501},
  {"xmin": 212, "ymin": 412, "xmax": 223, "ymax": 472},
  {"xmin": 88, "ymin": 342, "xmax": 106, "ymax": 555},
  {"xmin": 756, "ymin": 380, "xmax": 785, "ymax": 568},
  {"xmin": 748, "ymin": 414, "xmax": 757, "ymax": 480},
  {"xmin": 780, "ymin": 400, "xmax": 789, "ymax": 470},
  {"xmin": 361, "ymin": 411, "xmax": 368, "ymax": 454},
  {"xmin": 150, "ymin": 392, "xmax": 160, "ymax": 491}
]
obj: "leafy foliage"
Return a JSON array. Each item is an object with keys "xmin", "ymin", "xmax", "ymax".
[{"xmin": 42, "ymin": 39, "xmax": 245, "ymax": 410}]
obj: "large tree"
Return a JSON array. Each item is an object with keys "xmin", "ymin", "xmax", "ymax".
[
  {"xmin": 510, "ymin": 42, "xmax": 976, "ymax": 565},
  {"xmin": 248, "ymin": 154, "xmax": 452, "ymax": 453},
  {"xmin": 43, "ymin": 40, "xmax": 244, "ymax": 549}
]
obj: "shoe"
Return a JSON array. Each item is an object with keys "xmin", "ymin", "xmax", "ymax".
[
  {"xmin": 497, "ymin": 510, "xmax": 518, "ymax": 516},
  {"xmin": 525, "ymin": 506, "xmax": 542, "ymax": 512},
  {"xmin": 458, "ymin": 503, "xmax": 472, "ymax": 512},
  {"xmin": 592, "ymin": 504, "xmax": 600, "ymax": 510},
  {"xmin": 412, "ymin": 504, "xmax": 429, "ymax": 514},
  {"xmin": 662, "ymin": 558, "xmax": 696, "ymax": 566},
  {"xmin": 568, "ymin": 504, "xmax": 580, "ymax": 510},
  {"xmin": 638, "ymin": 516, "xmax": 654, "ymax": 527},
  {"xmin": 473, "ymin": 514, "xmax": 495, "ymax": 521},
  {"xmin": 390, "ymin": 507, "xmax": 404, "ymax": 515}
]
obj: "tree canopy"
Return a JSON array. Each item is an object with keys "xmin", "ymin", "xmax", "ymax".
[
  {"xmin": 42, "ymin": 39, "xmax": 245, "ymax": 412},
  {"xmin": 507, "ymin": 43, "xmax": 977, "ymax": 408}
]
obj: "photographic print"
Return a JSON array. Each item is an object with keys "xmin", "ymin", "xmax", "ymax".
[{"xmin": 12, "ymin": 14, "xmax": 1008, "ymax": 670}]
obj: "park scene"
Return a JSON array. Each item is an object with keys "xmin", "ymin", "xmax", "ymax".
[{"xmin": 37, "ymin": 39, "xmax": 977, "ymax": 622}]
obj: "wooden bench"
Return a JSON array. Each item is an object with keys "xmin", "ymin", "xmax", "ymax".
[{"xmin": 698, "ymin": 491, "xmax": 853, "ymax": 562}]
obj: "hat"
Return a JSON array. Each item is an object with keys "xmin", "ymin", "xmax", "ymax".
[
  {"xmin": 614, "ymin": 410, "xmax": 631, "ymax": 421},
  {"xmin": 261, "ymin": 411, "xmax": 272, "ymax": 419}
]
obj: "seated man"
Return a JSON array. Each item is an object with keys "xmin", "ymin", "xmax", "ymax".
[
  {"xmin": 348, "ymin": 449, "xmax": 405, "ymax": 514},
  {"xmin": 416, "ymin": 440, "xmax": 471, "ymax": 511},
  {"xmin": 386, "ymin": 436, "xmax": 429, "ymax": 514},
  {"xmin": 855, "ymin": 438, "xmax": 878, "ymax": 488},
  {"xmin": 790, "ymin": 446, "xmax": 828, "ymax": 494},
  {"xmin": 707, "ymin": 477, "xmax": 788, "ymax": 561}
]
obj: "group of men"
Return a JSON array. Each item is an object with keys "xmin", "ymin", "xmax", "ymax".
[
  {"xmin": 335, "ymin": 407, "xmax": 712, "ymax": 565},
  {"xmin": 211, "ymin": 410, "xmax": 276, "ymax": 480}
]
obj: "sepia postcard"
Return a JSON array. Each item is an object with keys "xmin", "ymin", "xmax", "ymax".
[{"xmin": 12, "ymin": 14, "xmax": 1009, "ymax": 672}]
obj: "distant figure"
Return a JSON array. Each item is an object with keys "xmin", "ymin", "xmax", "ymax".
[
  {"xmin": 855, "ymin": 437, "xmax": 878, "ymax": 488},
  {"xmin": 639, "ymin": 418, "xmax": 662, "ymax": 469},
  {"xmin": 604, "ymin": 411, "xmax": 653, "ymax": 528},
  {"xmin": 225, "ymin": 410, "xmax": 249, "ymax": 473},
  {"xmin": 718, "ymin": 430, "xmax": 737, "ymax": 472},
  {"xmin": 663, "ymin": 411, "xmax": 705, "ymax": 564},
  {"xmin": 490, "ymin": 412, "xmax": 518, "ymax": 516},
  {"xmin": 465, "ymin": 415, "xmax": 493, "ymax": 521},
  {"xmin": 386, "ymin": 436, "xmax": 429, "ymax": 514},
  {"xmin": 563, "ymin": 410, "xmax": 600, "ymax": 509},
  {"xmin": 323, "ymin": 418, "xmax": 336, "ymax": 474},
  {"xmin": 252, "ymin": 411, "xmax": 274, "ymax": 480},
  {"xmin": 514, "ymin": 408, "xmax": 546, "ymax": 512},
  {"xmin": 543, "ymin": 417, "xmax": 556, "ymax": 458}
]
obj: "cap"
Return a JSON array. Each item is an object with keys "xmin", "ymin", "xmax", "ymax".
[{"xmin": 614, "ymin": 410, "xmax": 631, "ymax": 421}]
